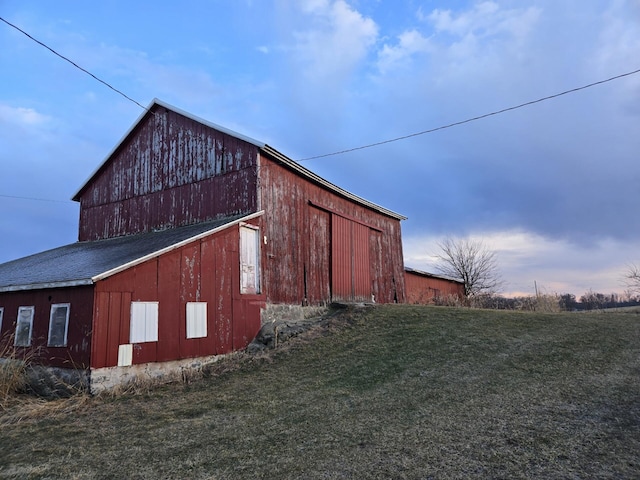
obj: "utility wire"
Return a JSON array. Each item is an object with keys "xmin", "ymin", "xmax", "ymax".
[
  {"xmin": 297, "ymin": 67, "xmax": 640, "ymax": 161},
  {"xmin": 3, "ymin": 14, "xmax": 638, "ymax": 162},
  {"xmin": 0, "ymin": 16, "xmax": 149, "ymax": 111},
  {"xmin": 2, "ymin": 16, "xmax": 639, "ymax": 199},
  {"xmin": 0, "ymin": 194, "xmax": 74, "ymax": 204}
]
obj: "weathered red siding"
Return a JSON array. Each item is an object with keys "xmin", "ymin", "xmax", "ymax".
[
  {"xmin": 405, "ymin": 270, "xmax": 465, "ymax": 304},
  {"xmin": 76, "ymin": 106, "xmax": 259, "ymax": 241},
  {"xmin": 0, "ymin": 286, "xmax": 94, "ymax": 368},
  {"xmin": 259, "ymin": 154, "xmax": 406, "ymax": 305},
  {"xmin": 91, "ymin": 221, "xmax": 264, "ymax": 369},
  {"xmin": 306, "ymin": 206, "xmax": 331, "ymax": 304}
]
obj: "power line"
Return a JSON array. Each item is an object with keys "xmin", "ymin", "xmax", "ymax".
[
  {"xmin": 3, "ymin": 14, "xmax": 638, "ymax": 162},
  {"xmin": 0, "ymin": 194, "xmax": 74, "ymax": 204},
  {"xmin": 2, "ymin": 15, "xmax": 639, "ymax": 200},
  {"xmin": 3, "ymin": 66, "xmax": 639, "ymax": 204},
  {"xmin": 297, "ymin": 67, "xmax": 640, "ymax": 161},
  {"xmin": 0, "ymin": 16, "xmax": 149, "ymax": 111}
]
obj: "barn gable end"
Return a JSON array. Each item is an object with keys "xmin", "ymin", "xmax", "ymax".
[{"xmin": 74, "ymin": 101, "xmax": 262, "ymax": 241}]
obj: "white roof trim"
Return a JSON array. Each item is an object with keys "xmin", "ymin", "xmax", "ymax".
[
  {"xmin": 91, "ymin": 211, "xmax": 264, "ymax": 283},
  {"xmin": 0, "ymin": 280, "xmax": 93, "ymax": 293}
]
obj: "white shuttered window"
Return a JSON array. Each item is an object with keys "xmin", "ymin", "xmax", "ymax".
[
  {"xmin": 240, "ymin": 226, "xmax": 261, "ymax": 294},
  {"xmin": 186, "ymin": 302, "xmax": 207, "ymax": 339},
  {"xmin": 130, "ymin": 302, "xmax": 158, "ymax": 343}
]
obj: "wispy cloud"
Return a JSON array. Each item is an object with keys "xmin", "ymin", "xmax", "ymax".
[
  {"xmin": 0, "ymin": 104, "xmax": 51, "ymax": 126},
  {"xmin": 288, "ymin": 0, "xmax": 378, "ymax": 83}
]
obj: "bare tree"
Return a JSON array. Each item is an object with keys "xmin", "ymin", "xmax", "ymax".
[
  {"xmin": 434, "ymin": 237, "xmax": 502, "ymax": 297},
  {"xmin": 623, "ymin": 263, "xmax": 640, "ymax": 294}
]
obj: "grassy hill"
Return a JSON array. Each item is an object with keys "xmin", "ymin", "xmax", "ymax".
[{"xmin": 1, "ymin": 305, "xmax": 639, "ymax": 479}]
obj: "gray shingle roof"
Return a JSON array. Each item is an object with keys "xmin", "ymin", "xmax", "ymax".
[{"xmin": 0, "ymin": 214, "xmax": 250, "ymax": 292}]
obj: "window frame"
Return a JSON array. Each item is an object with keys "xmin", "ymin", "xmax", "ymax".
[
  {"xmin": 186, "ymin": 302, "xmax": 208, "ymax": 339},
  {"xmin": 130, "ymin": 301, "xmax": 159, "ymax": 344},
  {"xmin": 47, "ymin": 303, "xmax": 71, "ymax": 347},
  {"xmin": 0, "ymin": 307, "xmax": 4, "ymax": 335},
  {"xmin": 14, "ymin": 306, "xmax": 35, "ymax": 347}
]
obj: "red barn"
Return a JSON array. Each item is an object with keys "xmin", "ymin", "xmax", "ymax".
[
  {"xmin": 0, "ymin": 99, "xmax": 406, "ymax": 392},
  {"xmin": 404, "ymin": 268, "xmax": 465, "ymax": 304}
]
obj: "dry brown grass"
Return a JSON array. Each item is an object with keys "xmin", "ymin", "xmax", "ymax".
[
  {"xmin": 1, "ymin": 305, "xmax": 639, "ymax": 479},
  {"xmin": 0, "ymin": 335, "xmax": 32, "ymax": 409}
]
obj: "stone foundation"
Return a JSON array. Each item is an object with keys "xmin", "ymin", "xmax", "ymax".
[
  {"xmin": 260, "ymin": 303, "xmax": 328, "ymax": 325},
  {"xmin": 89, "ymin": 353, "xmax": 234, "ymax": 394}
]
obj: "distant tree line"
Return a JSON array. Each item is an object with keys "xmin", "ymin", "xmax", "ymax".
[
  {"xmin": 572, "ymin": 291, "xmax": 640, "ymax": 311},
  {"xmin": 445, "ymin": 291, "xmax": 640, "ymax": 312}
]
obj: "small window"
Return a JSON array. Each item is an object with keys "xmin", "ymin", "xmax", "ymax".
[
  {"xmin": 14, "ymin": 306, "xmax": 35, "ymax": 347},
  {"xmin": 48, "ymin": 304, "xmax": 70, "ymax": 347},
  {"xmin": 240, "ymin": 225, "xmax": 261, "ymax": 294},
  {"xmin": 186, "ymin": 302, "xmax": 207, "ymax": 339},
  {"xmin": 130, "ymin": 302, "xmax": 158, "ymax": 343},
  {"xmin": 0, "ymin": 307, "xmax": 4, "ymax": 334}
]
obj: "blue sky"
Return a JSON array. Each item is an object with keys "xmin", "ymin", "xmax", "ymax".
[{"xmin": 1, "ymin": 0, "xmax": 639, "ymax": 297}]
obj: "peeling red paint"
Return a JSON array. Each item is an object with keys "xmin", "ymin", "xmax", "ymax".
[
  {"xmin": 76, "ymin": 108, "xmax": 259, "ymax": 241},
  {"xmin": 259, "ymin": 154, "xmax": 406, "ymax": 305}
]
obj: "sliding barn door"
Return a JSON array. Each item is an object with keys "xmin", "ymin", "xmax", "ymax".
[{"xmin": 331, "ymin": 215, "xmax": 371, "ymax": 302}]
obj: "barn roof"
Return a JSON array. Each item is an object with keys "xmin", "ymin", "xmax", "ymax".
[
  {"xmin": 0, "ymin": 212, "xmax": 261, "ymax": 293},
  {"xmin": 72, "ymin": 99, "xmax": 406, "ymax": 221},
  {"xmin": 404, "ymin": 267, "xmax": 464, "ymax": 285}
]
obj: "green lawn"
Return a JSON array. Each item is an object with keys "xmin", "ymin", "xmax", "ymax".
[{"xmin": 1, "ymin": 305, "xmax": 639, "ymax": 479}]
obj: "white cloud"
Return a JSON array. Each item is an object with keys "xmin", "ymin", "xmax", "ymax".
[
  {"xmin": 290, "ymin": 0, "xmax": 378, "ymax": 82},
  {"xmin": 428, "ymin": 1, "xmax": 540, "ymax": 42},
  {"xmin": 429, "ymin": 2, "xmax": 499, "ymax": 36},
  {"xmin": 377, "ymin": 29, "xmax": 432, "ymax": 74},
  {"xmin": 374, "ymin": 2, "xmax": 540, "ymax": 85},
  {"xmin": 424, "ymin": 1, "xmax": 541, "ymax": 74},
  {"xmin": 0, "ymin": 104, "xmax": 51, "ymax": 127}
]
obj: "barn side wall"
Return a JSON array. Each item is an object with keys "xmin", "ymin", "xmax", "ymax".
[
  {"xmin": 90, "ymin": 220, "xmax": 265, "ymax": 370},
  {"xmin": 259, "ymin": 155, "xmax": 406, "ymax": 305},
  {"xmin": 77, "ymin": 107, "xmax": 259, "ymax": 241},
  {"xmin": 405, "ymin": 272, "xmax": 465, "ymax": 304},
  {"xmin": 0, "ymin": 285, "xmax": 94, "ymax": 369}
]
